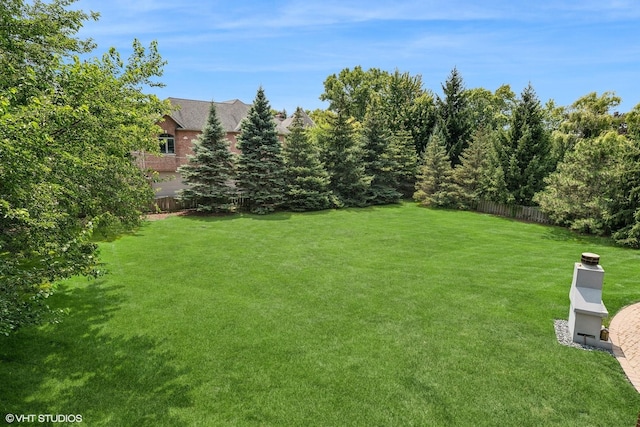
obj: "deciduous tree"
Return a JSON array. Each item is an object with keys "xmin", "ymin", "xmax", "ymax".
[
  {"xmin": 320, "ymin": 66, "xmax": 388, "ymax": 122},
  {"xmin": 0, "ymin": 0, "xmax": 169, "ymax": 334},
  {"xmin": 467, "ymin": 85, "xmax": 516, "ymax": 131},
  {"xmin": 551, "ymin": 92, "xmax": 623, "ymax": 162}
]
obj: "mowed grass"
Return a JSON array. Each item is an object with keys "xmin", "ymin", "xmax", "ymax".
[{"xmin": 2, "ymin": 203, "xmax": 639, "ymax": 426}]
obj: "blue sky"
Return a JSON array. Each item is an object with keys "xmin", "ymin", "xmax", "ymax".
[{"xmin": 75, "ymin": 0, "xmax": 640, "ymax": 114}]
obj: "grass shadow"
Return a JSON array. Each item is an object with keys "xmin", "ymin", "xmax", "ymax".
[
  {"xmin": 246, "ymin": 211, "xmax": 292, "ymax": 221},
  {"xmin": 0, "ymin": 281, "xmax": 194, "ymax": 426},
  {"xmin": 161, "ymin": 202, "xmax": 408, "ymax": 223},
  {"xmin": 178, "ymin": 209, "xmax": 295, "ymax": 222},
  {"xmin": 540, "ymin": 224, "xmax": 617, "ymax": 246}
]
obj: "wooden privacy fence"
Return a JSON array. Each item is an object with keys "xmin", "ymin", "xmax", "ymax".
[
  {"xmin": 151, "ymin": 196, "xmax": 194, "ymax": 212},
  {"xmin": 475, "ymin": 199, "xmax": 550, "ymax": 224},
  {"xmin": 150, "ymin": 196, "xmax": 245, "ymax": 212},
  {"xmin": 151, "ymin": 196, "xmax": 549, "ymax": 224}
]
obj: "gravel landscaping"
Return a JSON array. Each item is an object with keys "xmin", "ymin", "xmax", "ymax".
[{"xmin": 553, "ymin": 319, "xmax": 613, "ymax": 354}]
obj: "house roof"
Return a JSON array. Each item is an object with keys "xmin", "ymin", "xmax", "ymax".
[
  {"xmin": 166, "ymin": 97, "xmax": 310, "ymax": 135},
  {"xmin": 281, "ymin": 109, "xmax": 315, "ymax": 129},
  {"xmin": 167, "ymin": 97, "xmax": 251, "ymax": 132}
]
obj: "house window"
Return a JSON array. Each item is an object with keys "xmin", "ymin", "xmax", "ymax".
[{"xmin": 159, "ymin": 133, "xmax": 175, "ymax": 154}]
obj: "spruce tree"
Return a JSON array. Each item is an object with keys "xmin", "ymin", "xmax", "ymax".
[
  {"xmin": 437, "ymin": 67, "xmax": 473, "ymax": 166},
  {"xmin": 236, "ymin": 87, "xmax": 285, "ymax": 214},
  {"xmin": 390, "ymin": 129, "xmax": 419, "ymax": 198},
  {"xmin": 362, "ymin": 100, "xmax": 402, "ymax": 205},
  {"xmin": 414, "ymin": 130, "xmax": 457, "ymax": 207},
  {"xmin": 452, "ymin": 128, "xmax": 492, "ymax": 209},
  {"xmin": 178, "ymin": 100, "xmax": 236, "ymax": 212},
  {"xmin": 320, "ymin": 110, "xmax": 371, "ymax": 207},
  {"xmin": 492, "ymin": 83, "xmax": 552, "ymax": 205},
  {"xmin": 282, "ymin": 108, "xmax": 334, "ymax": 211}
]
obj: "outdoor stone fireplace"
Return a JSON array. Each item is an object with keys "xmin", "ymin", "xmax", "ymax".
[{"xmin": 568, "ymin": 253, "xmax": 612, "ymax": 349}]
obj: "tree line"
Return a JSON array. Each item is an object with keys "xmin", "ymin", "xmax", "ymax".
[
  {"xmin": 183, "ymin": 66, "xmax": 640, "ymax": 250},
  {"xmin": 179, "ymin": 86, "xmax": 417, "ymax": 214}
]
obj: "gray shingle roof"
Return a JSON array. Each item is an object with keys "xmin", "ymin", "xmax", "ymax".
[
  {"xmin": 167, "ymin": 98, "xmax": 251, "ymax": 132},
  {"xmin": 281, "ymin": 109, "xmax": 315, "ymax": 129},
  {"xmin": 167, "ymin": 97, "xmax": 313, "ymax": 135}
]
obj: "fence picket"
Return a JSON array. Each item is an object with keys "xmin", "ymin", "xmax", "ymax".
[
  {"xmin": 150, "ymin": 196, "xmax": 550, "ymax": 224},
  {"xmin": 475, "ymin": 199, "xmax": 550, "ymax": 224},
  {"xmin": 150, "ymin": 196, "xmax": 245, "ymax": 213}
]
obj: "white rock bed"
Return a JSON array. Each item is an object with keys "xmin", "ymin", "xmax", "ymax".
[{"xmin": 553, "ymin": 319, "xmax": 613, "ymax": 354}]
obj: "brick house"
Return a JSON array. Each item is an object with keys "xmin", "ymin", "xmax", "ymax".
[{"xmin": 139, "ymin": 97, "xmax": 313, "ymax": 197}]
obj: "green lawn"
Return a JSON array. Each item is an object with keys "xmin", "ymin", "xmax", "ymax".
[{"xmin": 2, "ymin": 203, "xmax": 639, "ymax": 426}]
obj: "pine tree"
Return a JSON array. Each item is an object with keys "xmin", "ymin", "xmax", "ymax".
[
  {"xmin": 362, "ymin": 100, "xmax": 402, "ymax": 205},
  {"xmin": 437, "ymin": 67, "xmax": 473, "ymax": 166},
  {"xmin": 320, "ymin": 111, "xmax": 371, "ymax": 207},
  {"xmin": 390, "ymin": 129, "xmax": 419, "ymax": 198},
  {"xmin": 236, "ymin": 87, "xmax": 285, "ymax": 214},
  {"xmin": 282, "ymin": 108, "xmax": 334, "ymax": 211},
  {"xmin": 452, "ymin": 128, "xmax": 492, "ymax": 209},
  {"xmin": 414, "ymin": 130, "xmax": 457, "ymax": 207},
  {"xmin": 534, "ymin": 131, "xmax": 630, "ymax": 236},
  {"xmin": 609, "ymin": 105, "xmax": 640, "ymax": 247},
  {"xmin": 178, "ymin": 100, "xmax": 236, "ymax": 212},
  {"xmin": 493, "ymin": 83, "xmax": 552, "ymax": 205}
]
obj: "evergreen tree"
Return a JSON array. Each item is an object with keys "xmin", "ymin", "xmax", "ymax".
[
  {"xmin": 534, "ymin": 131, "xmax": 629, "ymax": 235},
  {"xmin": 408, "ymin": 92, "xmax": 438, "ymax": 155},
  {"xmin": 236, "ymin": 87, "xmax": 285, "ymax": 214},
  {"xmin": 534, "ymin": 100, "xmax": 640, "ymax": 247},
  {"xmin": 609, "ymin": 103, "xmax": 640, "ymax": 247},
  {"xmin": 282, "ymin": 107, "xmax": 334, "ymax": 211},
  {"xmin": 492, "ymin": 84, "xmax": 552, "ymax": 205},
  {"xmin": 320, "ymin": 111, "xmax": 371, "ymax": 207},
  {"xmin": 390, "ymin": 129, "xmax": 419, "ymax": 198},
  {"xmin": 414, "ymin": 130, "xmax": 457, "ymax": 207},
  {"xmin": 437, "ymin": 67, "xmax": 473, "ymax": 166},
  {"xmin": 610, "ymin": 140, "xmax": 640, "ymax": 248},
  {"xmin": 178, "ymin": 101, "xmax": 236, "ymax": 212},
  {"xmin": 452, "ymin": 128, "xmax": 492, "ymax": 209},
  {"xmin": 362, "ymin": 99, "xmax": 402, "ymax": 204}
]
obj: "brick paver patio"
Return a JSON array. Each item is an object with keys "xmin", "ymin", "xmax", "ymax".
[{"xmin": 609, "ymin": 302, "xmax": 640, "ymax": 393}]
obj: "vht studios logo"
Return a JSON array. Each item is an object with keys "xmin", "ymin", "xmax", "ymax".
[{"xmin": 5, "ymin": 413, "xmax": 83, "ymax": 423}]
